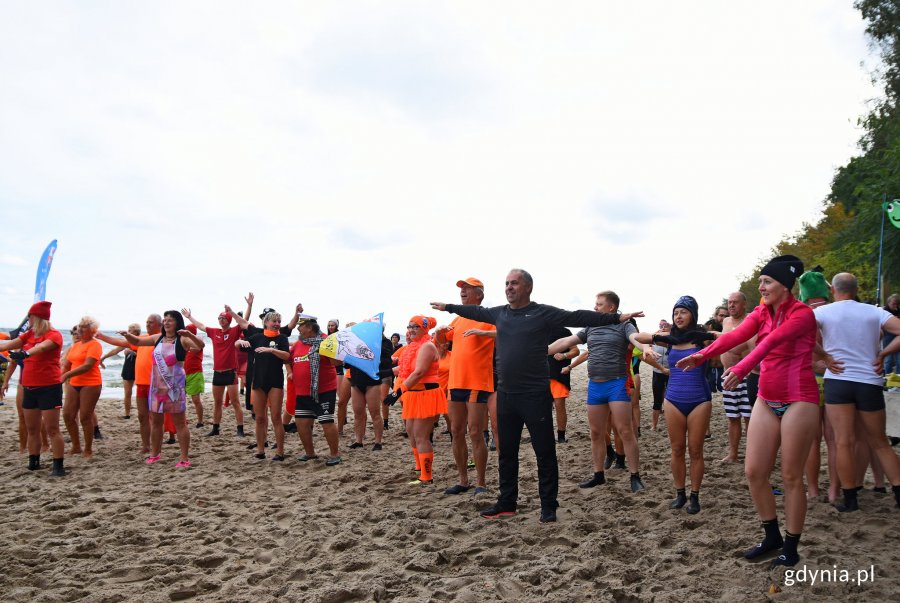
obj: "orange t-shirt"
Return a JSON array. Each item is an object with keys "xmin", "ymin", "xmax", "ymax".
[
  {"xmin": 68, "ymin": 340, "xmax": 103, "ymax": 386},
  {"xmin": 135, "ymin": 338, "xmax": 154, "ymax": 386},
  {"xmin": 0, "ymin": 332, "xmax": 9, "ymax": 359},
  {"xmin": 438, "ymin": 350, "xmax": 451, "ymax": 392},
  {"xmin": 447, "ymin": 316, "xmax": 495, "ymax": 392}
]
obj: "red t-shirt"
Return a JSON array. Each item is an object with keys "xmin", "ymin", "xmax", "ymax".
[
  {"xmin": 184, "ymin": 347, "xmax": 204, "ymax": 374},
  {"xmin": 290, "ymin": 340, "xmax": 337, "ymax": 396},
  {"xmin": 19, "ymin": 329, "xmax": 63, "ymax": 387},
  {"xmin": 206, "ymin": 326, "xmax": 242, "ymax": 371}
]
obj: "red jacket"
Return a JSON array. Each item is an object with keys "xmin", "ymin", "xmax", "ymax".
[{"xmin": 694, "ymin": 293, "xmax": 818, "ymax": 404}]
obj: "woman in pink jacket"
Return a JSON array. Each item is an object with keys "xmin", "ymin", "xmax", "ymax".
[{"xmin": 676, "ymin": 255, "xmax": 833, "ymax": 568}]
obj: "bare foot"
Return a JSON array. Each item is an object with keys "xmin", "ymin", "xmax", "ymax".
[
  {"xmin": 719, "ymin": 454, "xmax": 739, "ymax": 463},
  {"xmin": 68, "ymin": 447, "xmax": 82, "ymax": 456},
  {"xmin": 19, "ymin": 447, "xmax": 27, "ymax": 454},
  {"xmin": 140, "ymin": 446, "xmax": 151, "ymax": 455},
  {"xmin": 807, "ymin": 488, "xmax": 819, "ymax": 499},
  {"xmin": 82, "ymin": 450, "xmax": 93, "ymax": 459}
]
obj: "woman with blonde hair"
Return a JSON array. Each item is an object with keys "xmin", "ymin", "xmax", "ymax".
[
  {"xmin": 0, "ymin": 301, "xmax": 66, "ymax": 476},
  {"xmin": 61, "ymin": 316, "xmax": 104, "ymax": 458}
]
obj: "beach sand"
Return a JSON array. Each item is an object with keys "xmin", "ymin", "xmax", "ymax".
[{"xmin": 1, "ymin": 365, "xmax": 898, "ymax": 602}]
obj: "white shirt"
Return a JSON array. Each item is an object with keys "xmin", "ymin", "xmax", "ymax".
[{"xmin": 814, "ymin": 300, "xmax": 893, "ymax": 385}]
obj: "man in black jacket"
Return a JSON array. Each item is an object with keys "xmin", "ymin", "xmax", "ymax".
[{"xmin": 432, "ymin": 268, "xmax": 642, "ymax": 523}]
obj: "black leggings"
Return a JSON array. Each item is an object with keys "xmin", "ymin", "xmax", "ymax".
[{"xmin": 652, "ymin": 372, "xmax": 669, "ymax": 411}]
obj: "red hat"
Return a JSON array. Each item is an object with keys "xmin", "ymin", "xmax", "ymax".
[
  {"xmin": 218, "ymin": 312, "xmax": 231, "ymax": 322},
  {"xmin": 456, "ymin": 277, "xmax": 484, "ymax": 288},
  {"xmin": 28, "ymin": 301, "xmax": 52, "ymax": 320},
  {"xmin": 185, "ymin": 324, "xmax": 198, "ymax": 335}
]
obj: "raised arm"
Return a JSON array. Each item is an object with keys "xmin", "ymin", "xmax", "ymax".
[
  {"xmin": 244, "ymin": 292, "xmax": 254, "ymax": 322},
  {"xmin": 285, "ymin": 302, "xmax": 304, "ymax": 331},
  {"xmin": 227, "ymin": 305, "xmax": 249, "ymax": 330},
  {"xmin": 181, "ymin": 308, "xmax": 208, "ymax": 332}
]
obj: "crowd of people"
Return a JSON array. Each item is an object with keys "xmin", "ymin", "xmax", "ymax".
[{"xmin": 2, "ymin": 258, "xmax": 899, "ymax": 571}]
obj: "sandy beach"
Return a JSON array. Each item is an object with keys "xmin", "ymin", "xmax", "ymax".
[{"xmin": 1, "ymin": 364, "xmax": 898, "ymax": 602}]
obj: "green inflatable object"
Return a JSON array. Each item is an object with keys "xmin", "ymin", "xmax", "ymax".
[{"xmin": 886, "ymin": 200, "xmax": 900, "ymax": 229}]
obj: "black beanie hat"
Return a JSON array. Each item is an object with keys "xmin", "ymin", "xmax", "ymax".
[{"xmin": 760, "ymin": 255, "xmax": 803, "ymax": 290}]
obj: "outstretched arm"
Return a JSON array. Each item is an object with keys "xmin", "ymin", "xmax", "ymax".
[
  {"xmin": 178, "ymin": 330, "xmax": 205, "ymax": 352},
  {"xmin": 548, "ymin": 333, "xmax": 581, "ymax": 355},
  {"xmin": 96, "ymin": 332, "xmax": 130, "ymax": 347},
  {"xmin": 629, "ymin": 332, "xmax": 658, "ymax": 361},
  {"xmin": 181, "ymin": 308, "xmax": 208, "ymax": 332},
  {"xmin": 285, "ymin": 302, "xmax": 304, "ymax": 331}
]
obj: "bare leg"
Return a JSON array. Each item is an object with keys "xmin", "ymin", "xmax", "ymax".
[
  {"xmin": 173, "ymin": 412, "xmax": 190, "ymax": 462},
  {"xmin": 297, "ymin": 418, "xmax": 315, "ymax": 456},
  {"xmin": 686, "ymin": 402, "xmax": 712, "ymax": 491},
  {"xmin": 149, "ymin": 412, "xmax": 164, "ymax": 457},
  {"xmin": 366, "ymin": 386, "xmax": 383, "ymax": 444},
  {"xmin": 469, "ymin": 403, "xmax": 489, "ymax": 488},
  {"xmin": 449, "ymin": 401, "xmax": 469, "ymax": 486},
  {"xmin": 62, "ymin": 384, "xmax": 82, "ymax": 454},
  {"xmin": 351, "ymin": 386, "xmax": 367, "ymax": 444},
  {"xmin": 779, "ymin": 403, "xmax": 819, "ymax": 535},
  {"xmin": 136, "ymin": 395, "xmax": 150, "ymax": 454},
  {"xmin": 744, "ymin": 401, "xmax": 780, "ymax": 522},
  {"xmin": 123, "ymin": 379, "xmax": 134, "ymax": 417},
  {"xmin": 663, "ymin": 401, "xmax": 687, "ymax": 489},
  {"xmin": 78, "ymin": 386, "xmax": 102, "ymax": 458},
  {"xmin": 269, "ymin": 389, "xmax": 285, "ymax": 455},
  {"xmin": 588, "ymin": 405, "xmax": 611, "ymax": 472}
]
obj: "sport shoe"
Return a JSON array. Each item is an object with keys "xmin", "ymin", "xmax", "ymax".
[
  {"xmin": 297, "ymin": 454, "xmax": 319, "ymax": 462},
  {"xmin": 479, "ymin": 504, "xmax": 516, "ymax": 519},
  {"xmin": 372, "ymin": 443, "xmax": 383, "ymax": 451},
  {"xmin": 93, "ymin": 426, "xmax": 104, "ymax": 440},
  {"xmin": 325, "ymin": 456, "xmax": 342, "ymax": 466},
  {"xmin": 444, "ymin": 484, "xmax": 473, "ymax": 495},
  {"xmin": 145, "ymin": 455, "xmax": 161, "ymax": 465},
  {"xmin": 539, "ymin": 509, "xmax": 557, "ymax": 523},
  {"xmin": 349, "ymin": 442, "xmax": 364, "ymax": 449},
  {"xmin": 175, "ymin": 460, "xmax": 192, "ymax": 468},
  {"xmin": 473, "ymin": 486, "xmax": 489, "ymax": 496}
]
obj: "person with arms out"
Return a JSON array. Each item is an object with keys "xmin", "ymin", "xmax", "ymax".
[
  {"xmin": 99, "ymin": 323, "xmax": 141, "ymax": 419},
  {"xmin": 97, "ymin": 314, "xmax": 163, "ymax": 454},
  {"xmin": 549, "ymin": 290, "xmax": 651, "ymax": 494},
  {"xmin": 181, "ymin": 303, "xmax": 247, "ymax": 438},
  {"xmin": 120, "ymin": 310, "xmax": 204, "ymax": 467},
  {"xmin": 440, "ymin": 277, "xmax": 496, "ymax": 496},
  {"xmin": 676, "ymin": 255, "xmax": 826, "ymax": 568},
  {"xmin": 431, "ymin": 269, "xmax": 642, "ymax": 523},
  {"xmin": 0, "ymin": 301, "xmax": 67, "ymax": 476},
  {"xmin": 815, "ymin": 272, "xmax": 900, "ymax": 511}
]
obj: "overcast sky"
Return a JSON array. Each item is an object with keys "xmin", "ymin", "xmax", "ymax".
[{"xmin": 0, "ymin": 1, "xmax": 881, "ymax": 334}]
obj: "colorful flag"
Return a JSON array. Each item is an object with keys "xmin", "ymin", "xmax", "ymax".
[{"xmin": 319, "ymin": 312, "xmax": 384, "ymax": 380}]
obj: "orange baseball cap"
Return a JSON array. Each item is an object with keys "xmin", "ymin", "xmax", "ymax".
[{"xmin": 456, "ymin": 277, "xmax": 484, "ymax": 288}]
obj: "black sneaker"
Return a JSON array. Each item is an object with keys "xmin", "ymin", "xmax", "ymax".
[
  {"xmin": 372, "ymin": 443, "xmax": 383, "ymax": 451},
  {"xmin": 93, "ymin": 426, "xmax": 104, "ymax": 440},
  {"xmin": 614, "ymin": 455, "xmax": 625, "ymax": 470},
  {"xmin": 283, "ymin": 422, "xmax": 297, "ymax": 434},
  {"xmin": 349, "ymin": 442, "xmax": 364, "ymax": 449},
  {"xmin": 479, "ymin": 504, "xmax": 516, "ymax": 519},
  {"xmin": 444, "ymin": 484, "xmax": 473, "ymax": 495},
  {"xmin": 539, "ymin": 509, "xmax": 557, "ymax": 523}
]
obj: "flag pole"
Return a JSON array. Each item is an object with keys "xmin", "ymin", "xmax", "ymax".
[{"xmin": 877, "ymin": 193, "xmax": 886, "ymax": 305}]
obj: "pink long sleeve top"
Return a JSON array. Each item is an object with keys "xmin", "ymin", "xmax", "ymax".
[{"xmin": 690, "ymin": 293, "xmax": 818, "ymax": 404}]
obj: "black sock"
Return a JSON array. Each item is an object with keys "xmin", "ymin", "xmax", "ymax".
[
  {"xmin": 782, "ymin": 531, "xmax": 800, "ymax": 557},
  {"xmin": 744, "ymin": 517, "xmax": 783, "ymax": 559},
  {"xmin": 606, "ymin": 444, "xmax": 616, "ymax": 457},
  {"xmin": 557, "ymin": 430, "xmax": 566, "ymax": 439},
  {"xmin": 631, "ymin": 472, "xmax": 641, "ymax": 480},
  {"xmin": 762, "ymin": 518, "xmax": 780, "ymax": 541},
  {"xmin": 676, "ymin": 488, "xmax": 686, "ymax": 496}
]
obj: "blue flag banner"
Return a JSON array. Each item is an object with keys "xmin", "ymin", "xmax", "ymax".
[
  {"xmin": 319, "ymin": 312, "xmax": 384, "ymax": 380},
  {"xmin": 34, "ymin": 239, "xmax": 58, "ymax": 302}
]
